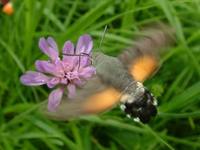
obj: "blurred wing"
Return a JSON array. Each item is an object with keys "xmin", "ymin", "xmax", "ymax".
[
  {"xmin": 118, "ymin": 24, "xmax": 174, "ymax": 82},
  {"xmin": 42, "ymin": 76, "xmax": 121, "ymax": 120}
]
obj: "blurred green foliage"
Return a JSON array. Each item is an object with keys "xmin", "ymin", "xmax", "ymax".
[{"xmin": 0, "ymin": 0, "xmax": 200, "ymax": 149}]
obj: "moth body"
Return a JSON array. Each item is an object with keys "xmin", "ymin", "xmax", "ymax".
[{"xmin": 93, "ymin": 52, "xmax": 158, "ymax": 123}]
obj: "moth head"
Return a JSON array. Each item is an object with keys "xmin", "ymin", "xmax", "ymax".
[{"xmin": 120, "ymin": 82, "xmax": 157, "ymax": 123}]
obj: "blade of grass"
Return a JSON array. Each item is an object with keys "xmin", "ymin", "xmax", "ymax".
[
  {"xmin": 163, "ymin": 67, "xmax": 189, "ymax": 101},
  {"xmin": 43, "ymin": 8, "xmax": 65, "ymax": 31},
  {"xmin": 0, "ymin": 38, "xmax": 25, "ymax": 72},
  {"xmin": 64, "ymin": 0, "xmax": 79, "ymax": 28},
  {"xmin": 60, "ymin": 0, "xmax": 115, "ymax": 40},
  {"xmin": 142, "ymin": 124, "xmax": 175, "ymax": 150},
  {"xmin": 155, "ymin": 0, "xmax": 200, "ymax": 76},
  {"xmin": 160, "ymin": 82, "xmax": 200, "ymax": 112}
]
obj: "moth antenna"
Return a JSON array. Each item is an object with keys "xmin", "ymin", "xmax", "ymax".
[{"xmin": 98, "ymin": 25, "xmax": 108, "ymax": 52}]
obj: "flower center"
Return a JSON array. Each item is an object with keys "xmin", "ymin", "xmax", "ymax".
[{"xmin": 63, "ymin": 72, "xmax": 77, "ymax": 80}]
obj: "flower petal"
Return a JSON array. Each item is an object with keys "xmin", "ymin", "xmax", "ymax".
[
  {"xmin": 73, "ymin": 78, "xmax": 85, "ymax": 86},
  {"xmin": 76, "ymin": 34, "xmax": 93, "ymax": 54},
  {"xmin": 39, "ymin": 37, "xmax": 48, "ymax": 53},
  {"xmin": 60, "ymin": 78, "xmax": 68, "ymax": 84},
  {"xmin": 35, "ymin": 60, "xmax": 56, "ymax": 74},
  {"xmin": 61, "ymin": 61, "xmax": 74, "ymax": 72},
  {"xmin": 80, "ymin": 55, "xmax": 91, "ymax": 67},
  {"xmin": 39, "ymin": 37, "xmax": 59, "ymax": 61},
  {"xmin": 62, "ymin": 41, "xmax": 76, "ymax": 64},
  {"xmin": 48, "ymin": 47, "xmax": 59, "ymax": 61},
  {"xmin": 48, "ymin": 88, "xmax": 64, "ymax": 112},
  {"xmin": 63, "ymin": 40, "xmax": 74, "ymax": 54},
  {"xmin": 47, "ymin": 37, "xmax": 58, "ymax": 51},
  {"xmin": 20, "ymin": 71, "xmax": 49, "ymax": 86},
  {"xmin": 67, "ymin": 84, "xmax": 76, "ymax": 98},
  {"xmin": 47, "ymin": 77, "xmax": 60, "ymax": 88},
  {"xmin": 79, "ymin": 66, "xmax": 96, "ymax": 79}
]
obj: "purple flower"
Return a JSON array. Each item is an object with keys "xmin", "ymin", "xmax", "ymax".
[{"xmin": 20, "ymin": 35, "xmax": 96, "ymax": 112}]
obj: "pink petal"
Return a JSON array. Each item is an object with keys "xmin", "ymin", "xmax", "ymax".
[
  {"xmin": 39, "ymin": 37, "xmax": 48, "ymax": 53},
  {"xmin": 39, "ymin": 37, "xmax": 59, "ymax": 61},
  {"xmin": 48, "ymin": 47, "xmax": 59, "ymax": 61},
  {"xmin": 67, "ymin": 84, "xmax": 76, "ymax": 98},
  {"xmin": 62, "ymin": 56, "xmax": 79, "ymax": 73},
  {"xmin": 47, "ymin": 77, "xmax": 60, "ymax": 88},
  {"xmin": 48, "ymin": 88, "xmax": 64, "ymax": 112},
  {"xmin": 20, "ymin": 71, "xmax": 49, "ymax": 86},
  {"xmin": 80, "ymin": 55, "xmax": 91, "ymax": 67},
  {"xmin": 47, "ymin": 37, "xmax": 58, "ymax": 51},
  {"xmin": 73, "ymin": 78, "xmax": 85, "ymax": 86},
  {"xmin": 76, "ymin": 34, "xmax": 93, "ymax": 54},
  {"xmin": 61, "ymin": 61, "xmax": 74, "ymax": 72},
  {"xmin": 79, "ymin": 66, "xmax": 96, "ymax": 79},
  {"xmin": 60, "ymin": 78, "xmax": 68, "ymax": 84},
  {"xmin": 63, "ymin": 40, "xmax": 74, "ymax": 54},
  {"xmin": 35, "ymin": 60, "xmax": 57, "ymax": 75},
  {"xmin": 62, "ymin": 41, "xmax": 77, "ymax": 64}
]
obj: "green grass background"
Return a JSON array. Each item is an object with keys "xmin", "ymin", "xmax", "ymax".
[{"xmin": 0, "ymin": 0, "xmax": 200, "ymax": 149}]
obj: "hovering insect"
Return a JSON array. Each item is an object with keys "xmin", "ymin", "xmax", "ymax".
[
  {"xmin": 0, "ymin": 0, "xmax": 14, "ymax": 15},
  {"xmin": 43, "ymin": 24, "xmax": 174, "ymax": 123}
]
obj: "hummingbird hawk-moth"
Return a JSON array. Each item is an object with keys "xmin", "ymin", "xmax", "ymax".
[{"xmin": 43, "ymin": 24, "xmax": 174, "ymax": 123}]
